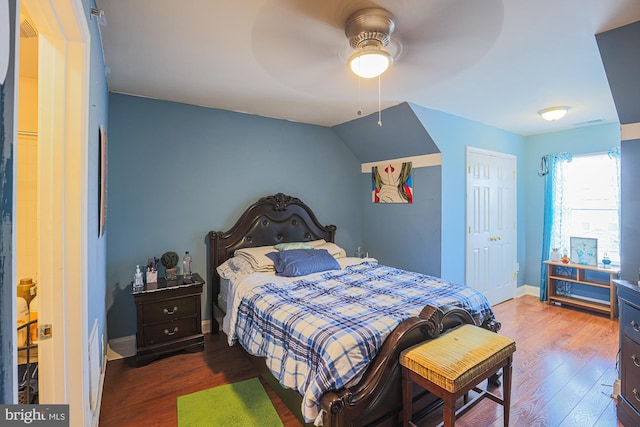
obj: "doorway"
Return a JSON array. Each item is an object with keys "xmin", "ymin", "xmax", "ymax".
[
  {"xmin": 13, "ymin": 0, "xmax": 90, "ymax": 421},
  {"xmin": 465, "ymin": 147, "xmax": 517, "ymax": 306}
]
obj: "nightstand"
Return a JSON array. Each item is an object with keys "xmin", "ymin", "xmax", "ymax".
[{"xmin": 133, "ymin": 273, "xmax": 205, "ymax": 366}]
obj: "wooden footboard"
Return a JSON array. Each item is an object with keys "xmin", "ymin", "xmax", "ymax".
[{"xmin": 319, "ymin": 304, "xmax": 500, "ymax": 427}]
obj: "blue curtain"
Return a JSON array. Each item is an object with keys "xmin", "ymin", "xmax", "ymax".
[{"xmin": 539, "ymin": 153, "xmax": 572, "ymax": 301}]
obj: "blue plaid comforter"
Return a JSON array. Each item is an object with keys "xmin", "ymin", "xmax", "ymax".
[{"xmin": 226, "ymin": 260, "xmax": 495, "ymax": 424}]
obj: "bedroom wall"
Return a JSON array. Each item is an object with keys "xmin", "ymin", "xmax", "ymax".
[
  {"xmin": 86, "ymin": 0, "xmax": 110, "ymax": 374},
  {"xmin": 333, "ymin": 103, "xmax": 442, "ymax": 274},
  {"xmin": 597, "ymin": 19, "xmax": 640, "ymax": 281},
  {"xmin": 621, "ymin": 139, "xmax": 640, "ymax": 281},
  {"xmin": 522, "ymin": 123, "xmax": 621, "ymax": 292},
  {"xmin": 409, "ymin": 104, "xmax": 527, "ymax": 287},
  {"xmin": 106, "ymin": 93, "xmax": 362, "ymax": 340}
]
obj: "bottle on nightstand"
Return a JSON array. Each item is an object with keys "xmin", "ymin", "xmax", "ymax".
[
  {"xmin": 183, "ymin": 251, "xmax": 192, "ymax": 281},
  {"xmin": 133, "ymin": 265, "xmax": 144, "ymax": 293}
]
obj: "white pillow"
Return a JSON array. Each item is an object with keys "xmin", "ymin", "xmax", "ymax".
[
  {"xmin": 314, "ymin": 242, "xmax": 347, "ymax": 258},
  {"xmin": 234, "ymin": 246, "xmax": 276, "ymax": 271},
  {"xmin": 216, "ymin": 256, "xmax": 256, "ymax": 280},
  {"xmin": 308, "ymin": 239, "xmax": 327, "ymax": 247}
]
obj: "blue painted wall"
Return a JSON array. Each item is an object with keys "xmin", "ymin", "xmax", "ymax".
[
  {"xmin": 522, "ymin": 123, "xmax": 621, "ymax": 290},
  {"xmin": 620, "ymin": 139, "xmax": 640, "ymax": 280},
  {"xmin": 409, "ymin": 104, "xmax": 527, "ymax": 286},
  {"xmin": 597, "ymin": 20, "xmax": 640, "ymax": 125},
  {"xmin": 106, "ymin": 94, "xmax": 362, "ymax": 339},
  {"xmin": 334, "ymin": 103, "xmax": 442, "ymax": 275},
  {"xmin": 85, "ymin": 0, "xmax": 110, "ymax": 371},
  {"xmin": 334, "ymin": 103, "xmax": 439, "ymax": 162},
  {"xmin": 0, "ymin": 0, "xmax": 17, "ymax": 403}
]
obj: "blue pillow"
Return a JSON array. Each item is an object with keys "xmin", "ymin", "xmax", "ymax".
[{"xmin": 265, "ymin": 249, "xmax": 340, "ymax": 277}]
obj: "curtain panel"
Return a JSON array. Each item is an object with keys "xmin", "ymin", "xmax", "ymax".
[{"xmin": 539, "ymin": 152, "xmax": 573, "ymax": 301}]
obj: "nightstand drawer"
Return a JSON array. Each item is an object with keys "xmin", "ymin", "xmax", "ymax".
[
  {"xmin": 622, "ymin": 302, "xmax": 640, "ymax": 345},
  {"xmin": 141, "ymin": 295, "xmax": 198, "ymax": 324},
  {"xmin": 141, "ymin": 317, "xmax": 198, "ymax": 347}
]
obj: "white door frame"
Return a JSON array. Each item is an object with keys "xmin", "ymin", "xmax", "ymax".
[
  {"xmin": 465, "ymin": 146, "xmax": 517, "ymax": 305},
  {"xmin": 18, "ymin": 0, "xmax": 90, "ymax": 423}
]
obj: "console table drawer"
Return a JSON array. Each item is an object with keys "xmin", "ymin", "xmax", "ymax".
[
  {"xmin": 141, "ymin": 295, "xmax": 198, "ymax": 324},
  {"xmin": 141, "ymin": 317, "xmax": 198, "ymax": 347}
]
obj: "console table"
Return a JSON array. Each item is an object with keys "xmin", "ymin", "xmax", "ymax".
[{"xmin": 544, "ymin": 261, "xmax": 619, "ymax": 319}]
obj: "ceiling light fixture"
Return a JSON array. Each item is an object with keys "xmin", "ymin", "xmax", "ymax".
[
  {"xmin": 345, "ymin": 8, "xmax": 395, "ymax": 79},
  {"xmin": 538, "ymin": 106, "xmax": 570, "ymax": 121}
]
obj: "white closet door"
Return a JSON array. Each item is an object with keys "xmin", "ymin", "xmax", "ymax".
[{"xmin": 466, "ymin": 147, "xmax": 517, "ymax": 306}]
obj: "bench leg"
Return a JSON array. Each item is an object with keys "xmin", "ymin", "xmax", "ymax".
[
  {"xmin": 503, "ymin": 356, "xmax": 513, "ymax": 427},
  {"xmin": 443, "ymin": 394, "xmax": 456, "ymax": 427},
  {"xmin": 402, "ymin": 368, "xmax": 413, "ymax": 427}
]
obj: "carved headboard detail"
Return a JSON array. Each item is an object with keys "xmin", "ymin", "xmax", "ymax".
[{"xmin": 207, "ymin": 193, "xmax": 336, "ymax": 332}]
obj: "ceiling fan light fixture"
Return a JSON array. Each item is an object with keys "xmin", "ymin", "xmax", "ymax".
[
  {"xmin": 348, "ymin": 48, "xmax": 392, "ymax": 79},
  {"xmin": 345, "ymin": 8, "xmax": 395, "ymax": 79},
  {"xmin": 539, "ymin": 106, "xmax": 570, "ymax": 121}
]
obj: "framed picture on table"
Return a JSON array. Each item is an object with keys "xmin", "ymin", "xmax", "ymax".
[{"xmin": 570, "ymin": 237, "xmax": 597, "ymax": 266}]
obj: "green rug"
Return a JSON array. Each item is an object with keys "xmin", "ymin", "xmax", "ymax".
[{"xmin": 177, "ymin": 377, "xmax": 285, "ymax": 427}]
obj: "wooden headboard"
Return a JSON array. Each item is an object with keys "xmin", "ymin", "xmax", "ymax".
[{"xmin": 207, "ymin": 193, "xmax": 336, "ymax": 332}]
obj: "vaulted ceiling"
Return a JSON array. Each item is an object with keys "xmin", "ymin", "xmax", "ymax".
[{"xmin": 96, "ymin": 0, "xmax": 640, "ymax": 136}]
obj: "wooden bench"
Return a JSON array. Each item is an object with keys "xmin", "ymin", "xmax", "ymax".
[{"xmin": 400, "ymin": 324, "xmax": 516, "ymax": 427}]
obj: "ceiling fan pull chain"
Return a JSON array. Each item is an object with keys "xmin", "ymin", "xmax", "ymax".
[
  {"xmin": 357, "ymin": 76, "xmax": 363, "ymax": 116},
  {"xmin": 378, "ymin": 75, "xmax": 383, "ymax": 127}
]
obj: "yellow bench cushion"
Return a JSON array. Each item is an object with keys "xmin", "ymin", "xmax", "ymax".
[{"xmin": 400, "ymin": 324, "xmax": 516, "ymax": 393}]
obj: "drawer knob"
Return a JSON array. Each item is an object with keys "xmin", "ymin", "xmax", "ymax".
[
  {"xmin": 631, "ymin": 320, "xmax": 640, "ymax": 333},
  {"xmin": 164, "ymin": 306, "xmax": 178, "ymax": 315},
  {"xmin": 633, "ymin": 354, "xmax": 640, "ymax": 368},
  {"xmin": 634, "ymin": 388, "xmax": 640, "ymax": 402},
  {"xmin": 164, "ymin": 327, "xmax": 178, "ymax": 336}
]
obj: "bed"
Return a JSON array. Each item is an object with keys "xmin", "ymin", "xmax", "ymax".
[{"xmin": 208, "ymin": 193, "xmax": 500, "ymax": 427}]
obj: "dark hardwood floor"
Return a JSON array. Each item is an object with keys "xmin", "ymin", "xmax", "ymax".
[{"xmin": 99, "ymin": 295, "xmax": 621, "ymax": 426}]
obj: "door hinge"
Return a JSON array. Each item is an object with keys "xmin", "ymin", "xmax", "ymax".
[
  {"xmin": 39, "ymin": 324, "xmax": 53, "ymax": 341},
  {"xmin": 468, "ymin": 166, "xmax": 471, "ymax": 174}
]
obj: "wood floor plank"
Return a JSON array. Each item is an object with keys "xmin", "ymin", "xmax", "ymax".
[{"xmin": 100, "ymin": 295, "xmax": 622, "ymax": 427}]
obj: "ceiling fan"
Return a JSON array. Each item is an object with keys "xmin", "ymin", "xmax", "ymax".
[{"xmin": 250, "ymin": 0, "xmax": 502, "ymax": 116}]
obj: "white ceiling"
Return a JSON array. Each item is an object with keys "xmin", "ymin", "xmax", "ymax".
[{"xmin": 95, "ymin": 0, "xmax": 640, "ymax": 136}]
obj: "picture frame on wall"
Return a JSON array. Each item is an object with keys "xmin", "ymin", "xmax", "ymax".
[
  {"xmin": 98, "ymin": 125, "xmax": 108, "ymax": 237},
  {"xmin": 570, "ymin": 237, "xmax": 597, "ymax": 266}
]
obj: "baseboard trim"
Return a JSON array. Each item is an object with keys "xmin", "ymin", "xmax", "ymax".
[
  {"xmin": 201, "ymin": 319, "xmax": 212, "ymax": 335},
  {"xmin": 107, "ymin": 319, "xmax": 212, "ymax": 360},
  {"xmin": 517, "ymin": 284, "xmax": 540, "ymax": 298},
  {"xmin": 91, "ymin": 357, "xmax": 108, "ymax": 427},
  {"xmin": 107, "ymin": 335, "xmax": 136, "ymax": 360}
]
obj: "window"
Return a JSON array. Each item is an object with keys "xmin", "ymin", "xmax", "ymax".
[{"xmin": 552, "ymin": 152, "xmax": 620, "ymax": 264}]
